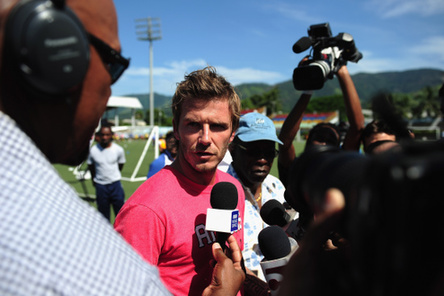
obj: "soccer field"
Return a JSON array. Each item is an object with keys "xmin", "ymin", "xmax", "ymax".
[
  {"xmin": 54, "ymin": 139, "xmax": 306, "ymax": 222},
  {"xmin": 54, "ymin": 139, "xmax": 153, "ymax": 199}
]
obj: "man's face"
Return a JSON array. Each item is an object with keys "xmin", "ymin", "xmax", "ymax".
[
  {"xmin": 173, "ymin": 98, "xmax": 234, "ymax": 181},
  {"xmin": 0, "ymin": 0, "xmax": 121, "ymax": 165},
  {"xmin": 231, "ymin": 140, "xmax": 277, "ymax": 187},
  {"xmin": 56, "ymin": 0, "xmax": 121, "ymax": 164},
  {"xmin": 98, "ymin": 127, "xmax": 113, "ymax": 148},
  {"xmin": 166, "ymin": 136, "xmax": 178, "ymax": 156}
]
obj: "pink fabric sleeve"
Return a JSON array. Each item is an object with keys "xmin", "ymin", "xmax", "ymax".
[{"xmin": 114, "ymin": 203, "xmax": 165, "ymax": 266}]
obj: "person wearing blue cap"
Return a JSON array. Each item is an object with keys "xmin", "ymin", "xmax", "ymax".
[{"xmin": 227, "ymin": 112, "xmax": 290, "ymax": 281}]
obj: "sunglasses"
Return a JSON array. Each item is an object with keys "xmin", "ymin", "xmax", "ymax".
[
  {"xmin": 236, "ymin": 143, "xmax": 279, "ymax": 159},
  {"xmin": 88, "ymin": 33, "xmax": 130, "ymax": 84}
]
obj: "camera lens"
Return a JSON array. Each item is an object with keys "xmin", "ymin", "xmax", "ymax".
[{"xmin": 292, "ymin": 60, "xmax": 331, "ymax": 90}]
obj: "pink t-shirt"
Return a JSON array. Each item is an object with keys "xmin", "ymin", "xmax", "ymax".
[{"xmin": 115, "ymin": 166, "xmax": 245, "ymax": 296}]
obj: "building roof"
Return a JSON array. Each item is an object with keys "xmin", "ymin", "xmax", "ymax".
[{"xmin": 106, "ymin": 96, "xmax": 143, "ymax": 110}]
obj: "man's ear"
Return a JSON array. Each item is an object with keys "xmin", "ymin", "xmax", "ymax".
[
  {"xmin": 228, "ymin": 133, "xmax": 236, "ymax": 154},
  {"xmin": 172, "ymin": 118, "xmax": 179, "ymax": 141},
  {"xmin": 229, "ymin": 131, "xmax": 235, "ymax": 143}
]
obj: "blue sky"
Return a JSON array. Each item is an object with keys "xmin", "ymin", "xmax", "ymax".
[{"xmin": 111, "ymin": 0, "xmax": 444, "ymax": 97}]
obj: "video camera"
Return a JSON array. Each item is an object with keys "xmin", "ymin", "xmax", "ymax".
[
  {"xmin": 285, "ymin": 141, "xmax": 444, "ymax": 295},
  {"xmin": 292, "ymin": 22, "xmax": 362, "ymax": 90}
]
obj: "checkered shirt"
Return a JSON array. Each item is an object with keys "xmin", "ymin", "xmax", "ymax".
[{"xmin": 0, "ymin": 112, "xmax": 171, "ymax": 296}]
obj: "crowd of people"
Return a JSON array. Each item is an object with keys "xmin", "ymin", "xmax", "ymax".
[
  {"xmin": 0, "ymin": 1, "xmax": 243, "ymax": 295},
  {"xmin": 1, "ymin": 0, "xmax": 444, "ymax": 295}
]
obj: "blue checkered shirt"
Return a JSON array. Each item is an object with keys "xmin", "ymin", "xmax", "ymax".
[{"xmin": 0, "ymin": 111, "xmax": 171, "ymax": 295}]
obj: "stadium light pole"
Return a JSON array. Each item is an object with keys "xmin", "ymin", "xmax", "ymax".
[{"xmin": 135, "ymin": 17, "xmax": 162, "ymax": 128}]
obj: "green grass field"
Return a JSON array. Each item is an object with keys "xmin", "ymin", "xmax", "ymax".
[{"xmin": 54, "ymin": 139, "xmax": 306, "ymax": 222}]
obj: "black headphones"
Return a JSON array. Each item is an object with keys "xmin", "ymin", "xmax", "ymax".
[{"xmin": 5, "ymin": 0, "xmax": 90, "ymax": 96}]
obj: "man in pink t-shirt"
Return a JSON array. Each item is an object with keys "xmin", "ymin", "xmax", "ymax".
[{"xmin": 115, "ymin": 67, "xmax": 245, "ymax": 296}]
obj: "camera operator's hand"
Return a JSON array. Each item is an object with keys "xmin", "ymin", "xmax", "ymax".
[
  {"xmin": 203, "ymin": 235, "xmax": 246, "ymax": 296},
  {"xmin": 333, "ymin": 56, "xmax": 348, "ymax": 74},
  {"xmin": 278, "ymin": 189, "xmax": 349, "ymax": 296}
]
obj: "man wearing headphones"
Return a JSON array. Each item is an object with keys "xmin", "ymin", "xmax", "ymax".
[{"xmin": 0, "ymin": 0, "xmax": 244, "ymax": 295}]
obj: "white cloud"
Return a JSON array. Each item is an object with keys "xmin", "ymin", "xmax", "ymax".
[
  {"xmin": 216, "ymin": 67, "xmax": 285, "ymax": 86},
  {"xmin": 347, "ymin": 50, "xmax": 401, "ymax": 74},
  {"xmin": 347, "ymin": 43, "xmax": 444, "ymax": 75},
  {"xmin": 262, "ymin": 2, "xmax": 321, "ymax": 24},
  {"xmin": 125, "ymin": 67, "xmax": 149, "ymax": 76},
  {"xmin": 112, "ymin": 60, "xmax": 286, "ymax": 96},
  {"xmin": 408, "ymin": 36, "xmax": 444, "ymax": 62},
  {"xmin": 367, "ymin": 0, "xmax": 444, "ymax": 18},
  {"xmin": 125, "ymin": 59, "xmax": 207, "ymax": 78}
]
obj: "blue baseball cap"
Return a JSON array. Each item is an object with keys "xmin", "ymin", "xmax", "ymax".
[{"xmin": 235, "ymin": 112, "xmax": 283, "ymax": 144}]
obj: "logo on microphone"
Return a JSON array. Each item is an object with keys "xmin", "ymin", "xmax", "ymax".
[
  {"xmin": 206, "ymin": 208, "xmax": 240, "ymax": 233},
  {"xmin": 231, "ymin": 211, "xmax": 239, "ymax": 232}
]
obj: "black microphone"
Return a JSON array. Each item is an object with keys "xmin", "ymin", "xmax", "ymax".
[
  {"xmin": 210, "ymin": 181, "xmax": 238, "ymax": 210},
  {"xmin": 261, "ymin": 199, "xmax": 303, "ymax": 243},
  {"xmin": 292, "ymin": 36, "xmax": 313, "ymax": 53},
  {"xmin": 258, "ymin": 226, "xmax": 298, "ymax": 295},
  {"xmin": 260, "ymin": 199, "xmax": 292, "ymax": 227},
  {"xmin": 258, "ymin": 225, "xmax": 291, "ymax": 260},
  {"xmin": 206, "ymin": 182, "xmax": 239, "ymax": 250}
]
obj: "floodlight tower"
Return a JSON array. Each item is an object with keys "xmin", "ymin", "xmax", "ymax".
[{"xmin": 135, "ymin": 17, "xmax": 162, "ymax": 127}]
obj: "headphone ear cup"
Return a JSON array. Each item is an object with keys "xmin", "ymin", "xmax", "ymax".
[{"xmin": 5, "ymin": 0, "xmax": 90, "ymax": 96}]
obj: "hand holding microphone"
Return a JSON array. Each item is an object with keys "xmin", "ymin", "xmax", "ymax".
[
  {"xmin": 206, "ymin": 182, "xmax": 240, "ymax": 250},
  {"xmin": 203, "ymin": 235, "xmax": 246, "ymax": 296},
  {"xmin": 204, "ymin": 182, "xmax": 246, "ymax": 296}
]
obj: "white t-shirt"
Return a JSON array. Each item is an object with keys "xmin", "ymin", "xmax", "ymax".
[{"xmin": 87, "ymin": 142, "xmax": 126, "ymax": 185}]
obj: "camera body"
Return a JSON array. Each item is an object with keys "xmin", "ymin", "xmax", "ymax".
[
  {"xmin": 292, "ymin": 23, "xmax": 362, "ymax": 90},
  {"xmin": 286, "ymin": 141, "xmax": 444, "ymax": 295}
]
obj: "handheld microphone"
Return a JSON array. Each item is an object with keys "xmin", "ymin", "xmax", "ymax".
[
  {"xmin": 292, "ymin": 36, "xmax": 313, "ymax": 53},
  {"xmin": 261, "ymin": 200, "xmax": 303, "ymax": 241},
  {"xmin": 206, "ymin": 182, "xmax": 239, "ymax": 250},
  {"xmin": 260, "ymin": 199, "xmax": 292, "ymax": 227},
  {"xmin": 258, "ymin": 226, "xmax": 298, "ymax": 295}
]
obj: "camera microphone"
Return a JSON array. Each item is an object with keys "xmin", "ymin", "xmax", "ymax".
[
  {"xmin": 206, "ymin": 182, "xmax": 240, "ymax": 250},
  {"xmin": 292, "ymin": 36, "xmax": 312, "ymax": 53}
]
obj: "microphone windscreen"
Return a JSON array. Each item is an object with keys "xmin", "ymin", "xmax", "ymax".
[
  {"xmin": 259, "ymin": 226, "xmax": 291, "ymax": 260},
  {"xmin": 292, "ymin": 36, "xmax": 312, "ymax": 53},
  {"xmin": 210, "ymin": 182, "xmax": 238, "ymax": 210},
  {"xmin": 260, "ymin": 200, "xmax": 291, "ymax": 227}
]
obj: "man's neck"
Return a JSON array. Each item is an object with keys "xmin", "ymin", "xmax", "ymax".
[
  {"xmin": 233, "ymin": 166, "xmax": 260, "ymax": 195},
  {"xmin": 164, "ymin": 149, "xmax": 176, "ymax": 160},
  {"xmin": 99, "ymin": 142, "xmax": 112, "ymax": 149},
  {"xmin": 170, "ymin": 158, "xmax": 216, "ymax": 186}
]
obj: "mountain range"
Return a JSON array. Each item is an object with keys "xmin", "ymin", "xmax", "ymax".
[{"xmin": 120, "ymin": 68, "xmax": 444, "ymax": 116}]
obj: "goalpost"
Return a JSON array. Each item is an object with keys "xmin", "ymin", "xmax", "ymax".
[
  {"xmin": 72, "ymin": 95, "xmax": 161, "ymax": 183},
  {"xmin": 122, "ymin": 125, "xmax": 160, "ymax": 182},
  {"xmin": 73, "ymin": 125, "xmax": 160, "ymax": 188}
]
